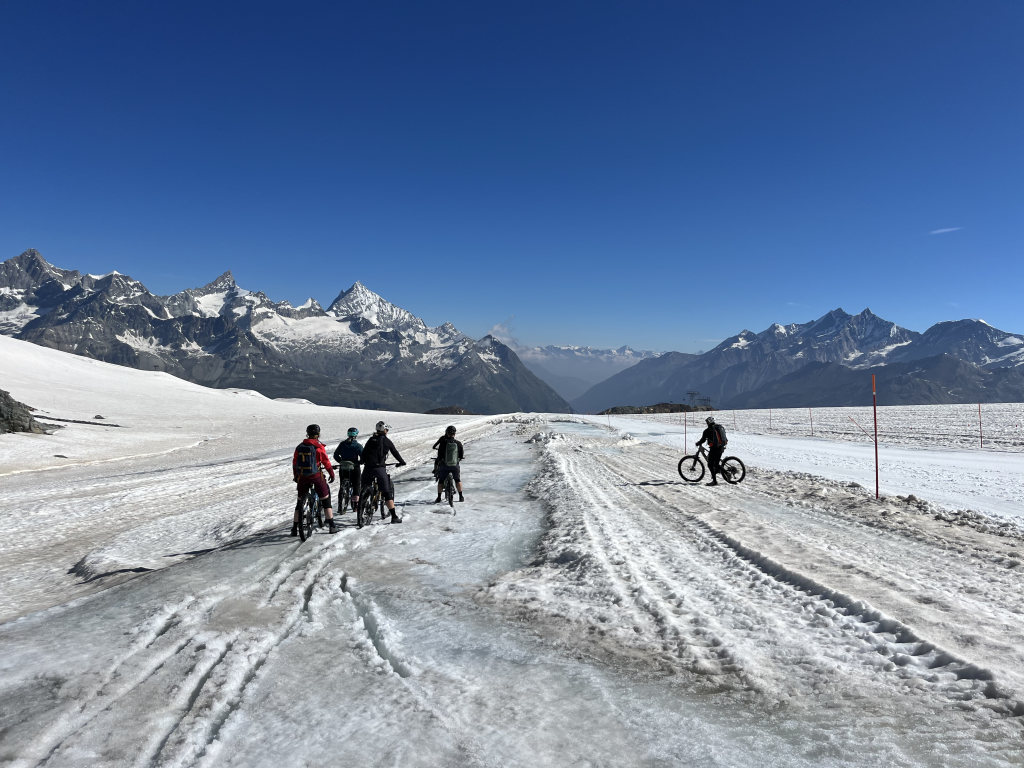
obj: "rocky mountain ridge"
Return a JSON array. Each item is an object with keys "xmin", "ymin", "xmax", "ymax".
[
  {"xmin": 572, "ymin": 308, "xmax": 1024, "ymax": 412},
  {"xmin": 0, "ymin": 250, "xmax": 570, "ymax": 415}
]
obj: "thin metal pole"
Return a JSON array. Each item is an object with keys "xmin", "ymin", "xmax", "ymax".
[
  {"xmin": 849, "ymin": 415, "xmax": 872, "ymax": 438},
  {"xmin": 769, "ymin": 408, "xmax": 772, "ymax": 431},
  {"xmin": 733, "ymin": 410, "xmax": 737, "ymax": 430},
  {"xmin": 809, "ymin": 407, "xmax": 813, "ymax": 437},
  {"xmin": 872, "ymin": 374, "xmax": 879, "ymax": 499},
  {"xmin": 978, "ymin": 403, "xmax": 983, "ymax": 448}
]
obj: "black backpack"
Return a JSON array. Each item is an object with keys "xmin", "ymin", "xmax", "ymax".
[
  {"xmin": 366, "ymin": 434, "xmax": 388, "ymax": 466},
  {"xmin": 712, "ymin": 424, "xmax": 728, "ymax": 447}
]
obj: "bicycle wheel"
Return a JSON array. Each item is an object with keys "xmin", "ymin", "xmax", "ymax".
[
  {"xmin": 444, "ymin": 474, "xmax": 455, "ymax": 508},
  {"xmin": 720, "ymin": 456, "xmax": 746, "ymax": 484},
  {"xmin": 357, "ymin": 483, "xmax": 374, "ymax": 528},
  {"xmin": 677, "ymin": 455, "xmax": 705, "ymax": 483},
  {"xmin": 301, "ymin": 491, "xmax": 316, "ymax": 540},
  {"xmin": 341, "ymin": 481, "xmax": 351, "ymax": 513},
  {"xmin": 315, "ymin": 496, "xmax": 324, "ymax": 529},
  {"xmin": 379, "ymin": 492, "xmax": 388, "ymax": 520}
]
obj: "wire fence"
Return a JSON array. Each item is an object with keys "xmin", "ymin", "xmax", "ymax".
[{"xmin": 609, "ymin": 403, "xmax": 1024, "ymax": 452}]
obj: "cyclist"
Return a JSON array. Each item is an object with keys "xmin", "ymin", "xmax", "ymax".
[
  {"xmin": 695, "ymin": 415, "xmax": 728, "ymax": 486},
  {"xmin": 361, "ymin": 421, "xmax": 407, "ymax": 523},
  {"xmin": 432, "ymin": 425, "xmax": 464, "ymax": 503},
  {"xmin": 293, "ymin": 424, "xmax": 336, "ymax": 534},
  {"xmin": 333, "ymin": 427, "xmax": 363, "ymax": 513}
]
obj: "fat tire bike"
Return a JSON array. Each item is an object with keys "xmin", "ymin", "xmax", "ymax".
[
  {"xmin": 358, "ymin": 464, "xmax": 396, "ymax": 528},
  {"xmin": 677, "ymin": 445, "xmax": 746, "ymax": 484},
  {"xmin": 298, "ymin": 471, "xmax": 327, "ymax": 541}
]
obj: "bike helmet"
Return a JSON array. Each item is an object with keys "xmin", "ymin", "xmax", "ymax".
[
  {"xmin": 705, "ymin": 416, "xmax": 716, "ymax": 426},
  {"xmin": 306, "ymin": 424, "xmax": 321, "ymax": 437},
  {"xmin": 347, "ymin": 427, "xmax": 359, "ymax": 438},
  {"xmin": 376, "ymin": 420, "xmax": 391, "ymax": 432},
  {"xmin": 445, "ymin": 425, "xmax": 457, "ymax": 436}
]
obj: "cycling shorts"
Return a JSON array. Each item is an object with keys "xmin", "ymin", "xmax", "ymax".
[
  {"xmin": 296, "ymin": 473, "xmax": 331, "ymax": 511},
  {"xmin": 436, "ymin": 463, "xmax": 461, "ymax": 484},
  {"xmin": 361, "ymin": 466, "xmax": 394, "ymax": 501}
]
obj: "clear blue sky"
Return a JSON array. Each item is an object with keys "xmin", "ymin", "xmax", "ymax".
[{"xmin": 2, "ymin": 1, "xmax": 1021, "ymax": 351}]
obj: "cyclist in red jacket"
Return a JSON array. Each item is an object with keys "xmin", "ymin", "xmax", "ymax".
[{"xmin": 293, "ymin": 424, "xmax": 336, "ymax": 534}]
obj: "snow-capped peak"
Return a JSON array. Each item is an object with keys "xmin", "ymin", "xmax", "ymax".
[
  {"xmin": 187, "ymin": 270, "xmax": 251, "ymax": 298},
  {"xmin": 327, "ymin": 281, "xmax": 424, "ymax": 332}
]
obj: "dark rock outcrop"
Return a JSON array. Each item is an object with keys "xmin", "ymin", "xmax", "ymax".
[{"xmin": 0, "ymin": 389, "xmax": 44, "ymax": 434}]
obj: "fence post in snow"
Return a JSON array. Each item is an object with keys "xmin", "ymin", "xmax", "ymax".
[
  {"xmin": 872, "ymin": 374, "xmax": 879, "ymax": 500},
  {"xmin": 810, "ymin": 408, "xmax": 813, "ymax": 437},
  {"xmin": 733, "ymin": 410, "xmax": 737, "ymax": 430},
  {"xmin": 978, "ymin": 403, "xmax": 983, "ymax": 448},
  {"xmin": 769, "ymin": 408, "xmax": 772, "ymax": 431}
]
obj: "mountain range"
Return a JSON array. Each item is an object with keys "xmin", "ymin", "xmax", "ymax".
[
  {"xmin": 4, "ymin": 249, "xmax": 1022, "ymax": 414},
  {"xmin": 572, "ymin": 308, "xmax": 1024, "ymax": 412},
  {"xmin": 0, "ymin": 250, "xmax": 571, "ymax": 415}
]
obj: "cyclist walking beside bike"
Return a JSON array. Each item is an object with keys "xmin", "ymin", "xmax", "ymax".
[
  {"xmin": 333, "ymin": 427, "xmax": 363, "ymax": 513},
  {"xmin": 695, "ymin": 416, "xmax": 728, "ymax": 487},
  {"xmin": 293, "ymin": 424, "xmax": 336, "ymax": 535},
  {"xmin": 433, "ymin": 425, "xmax": 464, "ymax": 503},
  {"xmin": 361, "ymin": 421, "xmax": 407, "ymax": 523}
]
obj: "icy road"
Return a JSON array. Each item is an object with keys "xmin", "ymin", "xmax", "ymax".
[{"xmin": 1, "ymin": 339, "xmax": 1024, "ymax": 766}]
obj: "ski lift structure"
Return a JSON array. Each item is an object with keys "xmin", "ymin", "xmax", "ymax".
[{"xmin": 687, "ymin": 390, "xmax": 712, "ymax": 409}]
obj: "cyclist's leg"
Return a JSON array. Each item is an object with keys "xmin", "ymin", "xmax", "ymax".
[
  {"xmin": 708, "ymin": 447, "xmax": 724, "ymax": 480},
  {"xmin": 350, "ymin": 468, "xmax": 361, "ymax": 507},
  {"xmin": 373, "ymin": 467, "xmax": 399, "ymax": 515},
  {"xmin": 313, "ymin": 474, "xmax": 333, "ymax": 520},
  {"xmin": 451, "ymin": 465, "xmax": 464, "ymax": 500},
  {"xmin": 435, "ymin": 463, "xmax": 450, "ymax": 502},
  {"xmin": 294, "ymin": 477, "xmax": 309, "ymax": 523}
]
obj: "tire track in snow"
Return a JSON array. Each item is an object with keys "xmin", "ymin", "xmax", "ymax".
[
  {"xmin": 594, "ymin": 436, "xmax": 1024, "ymax": 719},
  {"xmin": 547, "ymin": 444, "xmax": 758, "ymax": 690},
  {"xmin": 488, "ymin": 429, "xmax": 1024, "ymax": 722},
  {"xmin": 14, "ymin": 530, "xmax": 351, "ymax": 767}
]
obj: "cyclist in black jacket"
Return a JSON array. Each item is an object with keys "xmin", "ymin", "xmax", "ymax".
[
  {"xmin": 695, "ymin": 416, "xmax": 727, "ymax": 486},
  {"xmin": 361, "ymin": 421, "xmax": 407, "ymax": 523},
  {"xmin": 432, "ymin": 425, "xmax": 464, "ymax": 503}
]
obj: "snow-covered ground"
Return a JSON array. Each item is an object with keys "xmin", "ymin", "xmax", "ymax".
[
  {"xmin": 592, "ymin": 409, "xmax": 1024, "ymax": 519},
  {"xmin": 3, "ymin": 338, "xmax": 1024, "ymax": 766}
]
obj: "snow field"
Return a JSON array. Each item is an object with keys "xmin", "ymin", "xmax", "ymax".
[
  {"xmin": 0, "ymin": 335, "xmax": 494, "ymax": 621},
  {"xmin": 590, "ymin": 411, "xmax": 1024, "ymax": 519},
  {"xmin": 612, "ymin": 402, "xmax": 1024, "ymax": 452},
  {"xmin": 483, "ymin": 424, "xmax": 1024, "ymax": 761},
  {"xmin": 4, "ymin": 336, "xmax": 1024, "ymax": 765}
]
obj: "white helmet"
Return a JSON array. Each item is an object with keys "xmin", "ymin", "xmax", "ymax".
[
  {"xmin": 376, "ymin": 421, "xmax": 391, "ymax": 432},
  {"xmin": 706, "ymin": 416, "xmax": 716, "ymax": 425}
]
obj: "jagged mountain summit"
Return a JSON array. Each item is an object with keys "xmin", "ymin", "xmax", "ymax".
[
  {"xmin": 0, "ymin": 250, "xmax": 570, "ymax": 414},
  {"xmin": 572, "ymin": 307, "xmax": 1024, "ymax": 412}
]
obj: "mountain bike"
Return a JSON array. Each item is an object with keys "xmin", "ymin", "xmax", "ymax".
[
  {"xmin": 358, "ymin": 464, "xmax": 396, "ymax": 528},
  {"xmin": 441, "ymin": 470, "xmax": 458, "ymax": 513},
  {"xmin": 336, "ymin": 462, "xmax": 356, "ymax": 513},
  {"xmin": 298, "ymin": 472, "xmax": 326, "ymax": 541},
  {"xmin": 677, "ymin": 445, "xmax": 746, "ymax": 484}
]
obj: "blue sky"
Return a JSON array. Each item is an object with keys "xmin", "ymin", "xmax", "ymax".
[{"xmin": 2, "ymin": 1, "xmax": 1021, "ymax": 351}]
